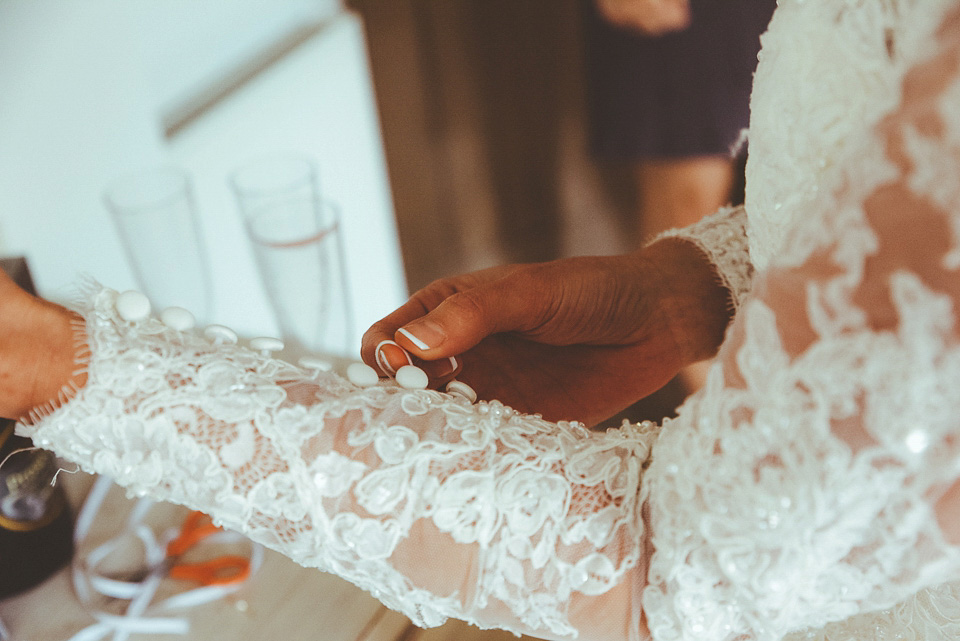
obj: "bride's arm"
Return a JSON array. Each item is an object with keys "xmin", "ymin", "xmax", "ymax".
[{"xmin": 11, "ymin": 282, "xmax": 655, "ymax": 641}]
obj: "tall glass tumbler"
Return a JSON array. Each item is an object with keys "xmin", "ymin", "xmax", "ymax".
[
  {"xmin": 231, "ymin": 157, "xmax": 354, "ymax": 357},
  {"xmin": 105, "ymin": 168, "xmax": 212, "ymax": 320}
]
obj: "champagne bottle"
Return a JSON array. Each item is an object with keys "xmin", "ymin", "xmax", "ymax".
[
  {"xmin": 0, "ymin": 258, "xmax": 74, "ymax": 600},
  {"xmin": 0, "ymin": 421, "xmax": 74, "ymax": 599}
]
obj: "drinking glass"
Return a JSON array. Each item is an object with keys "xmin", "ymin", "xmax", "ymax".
[
  {"xmin": 231, "ymin": 156, "xmax": 354, "ymax": 357},
  {"xmin": 104, "ymin": 168, "xmax": 212, "ymax": 320}
]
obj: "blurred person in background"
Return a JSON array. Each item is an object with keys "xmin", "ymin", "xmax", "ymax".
[{"xmin": 583, "ymin": 0, "xmax": 776, "ymax": 390}]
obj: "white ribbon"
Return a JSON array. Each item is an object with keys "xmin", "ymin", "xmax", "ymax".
[{"xmin": 67, "ymin": 476, "xmax": 263, "ymax": 641}]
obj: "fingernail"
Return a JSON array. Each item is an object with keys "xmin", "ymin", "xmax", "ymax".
[
  {"xmin": 375, "ymin": 340, "xmax": 412, "ymax": 376},
  {"xmin": 445, "ymin": 356, "xmax": 458, "ymax": 375},
  {"xmin": 430, "ymin": 355, "xmax": 459, "ymax": 377},
  {"xmin": 397, "ymin": 322, "xmax": 445, "ymax": 351}
]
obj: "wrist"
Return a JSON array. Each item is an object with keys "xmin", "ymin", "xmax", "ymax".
[
  {"xmin": 0, "ymin": 288, "xmax": 85, "ymax": 421},
  {"xmin": 637, "ymin": 238, "xmax": 733, "ymax": 365}
]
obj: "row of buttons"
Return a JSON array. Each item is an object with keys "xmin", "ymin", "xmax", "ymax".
[{"xmin": 115, "ymin": 290, "xmax": 476, "ymax": 401}]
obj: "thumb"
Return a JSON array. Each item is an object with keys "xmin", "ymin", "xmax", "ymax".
[{"xmin": 395, "ymin": 279, "xmax": 538, "ymax": 359}]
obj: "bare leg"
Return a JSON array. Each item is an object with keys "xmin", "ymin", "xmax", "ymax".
[
  {"xmin": 636, "ymin": 156, "xmax": 735, "ymax": 239},
  {"xmin": 636, "ymin": 156, "xmax": 735, "ymax": 390}
]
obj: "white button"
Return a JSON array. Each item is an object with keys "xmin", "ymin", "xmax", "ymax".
[
  {"xmin": 115, "ymin": 290, "xmax": 151, "ymax": 322},
  {"xmin": 250, "ymin": 336, "xmax": 284, "ymax": 355},
  {"xmin": 160, "ymin": 306, "xmax": 195, "ymax": 331},
  {"xmin": 347, "ymin": 362, "xmax": 379, "ymax": 387},
  {"xmin": 396, "ymin": 365, "xmax": 428, "ymax": 390},
  {"xmin": 445, "ymin": 380, "xmax": 477, "ymax": 403},
  {"xmin": 204, "ymin": 324, "xmax": 238, "ymax": 345},
  {"xmin": 298, "ymin": 356, "xmax": 334, "ymax": 372}
]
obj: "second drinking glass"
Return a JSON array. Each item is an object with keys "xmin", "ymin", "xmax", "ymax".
[{"xmin": 231, "ymin": 156, "xmax": 354, "ymax": 357}]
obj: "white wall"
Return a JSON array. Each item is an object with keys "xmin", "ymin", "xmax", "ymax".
[{"xmin": 0, "ymin": 0, "xmax": 406, "ymax": 355}]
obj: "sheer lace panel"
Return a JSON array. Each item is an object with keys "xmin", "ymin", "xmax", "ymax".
[
  {"xmin": 19, "ymin": 284, "xmax": 657, "ymax": 641},
  {"xmin": 744, "ymin": 0, "xmax": 950, "ymax": 272},
  {"xmin": 644, "ymin": 5, "xmax": 960, "ymax": 640}
]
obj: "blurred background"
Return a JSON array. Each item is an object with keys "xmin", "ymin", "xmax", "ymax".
[
  {"xmin": 0, "ymin": 0, "xmax": 639, "ymax": 345},
  {"xmin": 353, "ymin": 0, "xmax": 641, "ymax": 288},
  {"xmin": 0, "ymin": 0, "xmax": 711, "ymax": 639},
  {"xmin": 0, "ymin": 0, "xmax": 406, "ymax": 350}
]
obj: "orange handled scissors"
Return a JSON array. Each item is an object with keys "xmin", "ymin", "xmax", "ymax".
[{"xmin": 165, "ymin": 511, "xmax": 251, "ymax": 586}]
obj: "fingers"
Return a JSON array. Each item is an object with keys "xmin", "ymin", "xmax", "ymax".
[
  {"xmin": 361, "ymin": 266, "xmax": 546, "ymax": 382},
  {"xmin": 373, "ymin": 339, "xmax": 413, "ymax": 377},
  {"xmin": 361, "ymin": 286, "xmax": 446, "ymax": 374},
  {"xmin": 372, "ymin": 338, "xmax": 461, "ymax": 383},
  {"xmin": 392, "ymin": 281, "xmax": 535, "ymax": 358}
]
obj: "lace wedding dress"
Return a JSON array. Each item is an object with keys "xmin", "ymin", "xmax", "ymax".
[{"xmin": 17, "ymin": 1, "xmax": 960, "ymax": 639}]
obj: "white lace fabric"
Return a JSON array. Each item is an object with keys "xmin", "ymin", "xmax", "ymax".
[
  {"xmin": 19, "ymin": 284, "xmax": 657, "ymax": 641},
  {"xmin": 16, "ymin": 2, "xmax": 960, "ymax": 641},
  {"xmin": 744, "ymin": 0, "xmax": 949, "ymax": 274},
  {"xmin": 644, "ymin": 3, "xmax": 960, "ymax": 639}
]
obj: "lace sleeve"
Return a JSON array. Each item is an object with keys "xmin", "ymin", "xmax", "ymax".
[
  {"xmin": 654, "ymin": 206, "xmax": 753, "ymax": 311},
  {"xmin": 16, "ymin": 283, "xmax": 657, "ymax": 641},
  {"xmin": 643, "ymin": 5, "xmax": 960, "ymax": 641}
]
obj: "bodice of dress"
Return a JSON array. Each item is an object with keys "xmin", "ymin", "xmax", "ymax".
[
  {"xmin": 670, "ymin": 0, "xmax": 956, "ymax": 298},
  {"xmin": 647, "ymin": 2, "xmax": 960, "ymax": 639},
  {"xmin": 15, "ymin": 2, "xmax": 960, "ymax": 641},
  {"xmin": 745, "ymin": 0, "xmax": 950, "ymax": 271}
]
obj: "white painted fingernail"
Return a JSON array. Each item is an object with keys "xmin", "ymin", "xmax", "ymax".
[
  {"xmin": 397, "ymin": 327, "xmax": 431, "ymax": 351},
  {"xmin": 375, "ymin": 340, "xmax": 413, "ymax": 376},
  {"xmin": 376, "ymin": 348, "xmax": 394, "ymax": 375},
  {"xmin": 447, "ymin": 356, "xmax": 458, "ymax": 372}
]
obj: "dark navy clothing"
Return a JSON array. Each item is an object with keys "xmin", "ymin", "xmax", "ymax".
[{"xmin": 582, "ymin": 0, "xmax": 777, "ymax": 159}]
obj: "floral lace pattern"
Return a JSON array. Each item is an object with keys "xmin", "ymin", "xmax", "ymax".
[
  {"xmin": 644, "ymin": 2, "xmax": 960, "ymax": 639},
  {"xmin": 744, "ymin": 0, "xmax": 946, "ymax": 272},
  {"xmin": 19, "ymin": 285, "xmax": 657, "ymax": 640},
  {"xmin": 645, "ymin": 279, "xmax": 960, "ymax": 640}
]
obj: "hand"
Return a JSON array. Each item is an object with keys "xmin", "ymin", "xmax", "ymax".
[
  {"xmin": 362, "ymin": 239, "xmax": 731, "ymax": 426},
  {"xmin": 0, "ymin": 270, "xmax": 83, "ymax": 420},
  {"xmin": 595, "ymin": 0, "xmax": 691, "ymax": 35}
]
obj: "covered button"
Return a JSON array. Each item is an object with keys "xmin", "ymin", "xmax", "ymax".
[
  {"xmin": 160, "ymin": 306, "xmax": 195, "ymax": 331},
  {"xmin": 204, "ymin": 324, "xmax": 239, "ymax": 345},
  {"xmin": 115, "ymin": 290, "xmax": 151, "ymax": 322},
  {"xmin": 396, "ymin": 365, "xmax": 428, "ymax": 390},
  {"xmin": 445, "ymin": 380, "xmax": 477, "ymax": 403},
  {"xmin": 250, "ymin": 336, "xmax": 284, "ymax": 355},
  {"xmin": 299, "ymin": 356, "xmax": 334, "ymax": 372},
  {"xmin": 347, "ymin": 362, "xmax": 380, "ymax": 387}
]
